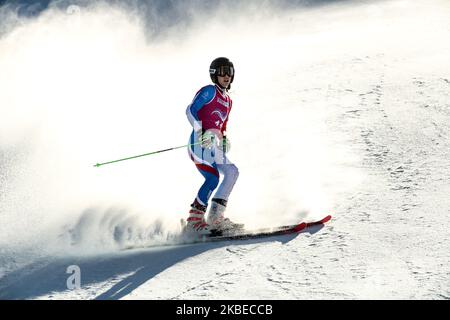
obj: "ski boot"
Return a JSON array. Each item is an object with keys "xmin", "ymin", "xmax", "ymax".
[
  {"xmin": 182, "ymin": 198, "xmax": 212, "ymax": 236},
  {"xmin": 206, "ymin": 198, "xmax": 244, "ymax": 232}
]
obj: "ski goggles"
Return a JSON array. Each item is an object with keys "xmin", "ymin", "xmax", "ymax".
[{"xmin": 210, "ymin": 65, "xmax": 234, "ymax": 77}]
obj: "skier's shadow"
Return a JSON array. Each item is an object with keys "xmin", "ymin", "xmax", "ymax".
[
  {"xmin": 95, "ymin": 225, "xmax": 325, "ymax": 300},
  {"xmin": 0, "ymin": 226, "xmax": 324, "ymax": 300},
  {"xmin": 95, "ymin": 233, "xmax": 302, "ymax": 300}
]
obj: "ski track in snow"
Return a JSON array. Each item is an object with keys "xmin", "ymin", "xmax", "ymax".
[{"xmin": 1, "ymin": 1, "xmax": 450, "ymax": 300}]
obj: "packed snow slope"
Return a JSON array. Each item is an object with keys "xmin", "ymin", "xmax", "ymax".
[{"xmin": 1, "ymin": 0, "xmax": 449, "ymax": 299}]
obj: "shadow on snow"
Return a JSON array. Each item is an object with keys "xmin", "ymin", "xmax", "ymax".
[{"xmin": 0, "ymin": 225, "xmax": 324, "ymax": 300}]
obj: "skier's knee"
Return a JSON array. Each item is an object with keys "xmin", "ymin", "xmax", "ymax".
[{"xmin": 229, "ymin": 164, "xmax": 239, "ymax": 181}]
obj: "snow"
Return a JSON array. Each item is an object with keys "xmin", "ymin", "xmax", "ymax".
[{"xmin": 1, "ymin": 0, "xmax": 450, "ymax": 300}]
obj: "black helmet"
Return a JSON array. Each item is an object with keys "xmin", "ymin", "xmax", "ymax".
[{"xmin": 209, "ymin": 57, "xmax": 235, "ymax": 85}]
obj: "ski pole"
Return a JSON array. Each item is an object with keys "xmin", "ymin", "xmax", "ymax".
[{"xmin": 93, "ymin": 141, "xmax": 203, "ymax": 168}]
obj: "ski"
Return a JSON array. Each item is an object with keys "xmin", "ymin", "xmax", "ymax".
[
  {"xmin": 201, "ymin": 215, "xmax": 332, "ymax": 243},
  {"xmin": 122, "ymin": 215, "xmax": 332, "ymax": 250}
]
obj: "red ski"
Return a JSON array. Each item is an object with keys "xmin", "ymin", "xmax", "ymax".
[{"xmin": 203, "ymin": 215, "xmax": 332, "ymax": 242}]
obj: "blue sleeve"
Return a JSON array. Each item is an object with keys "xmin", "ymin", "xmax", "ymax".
[{"xmin": 186, "ymin": 85, "xmax": 215, "ymax": 132}]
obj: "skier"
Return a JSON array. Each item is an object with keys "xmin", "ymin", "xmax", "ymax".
[{"xmin": 185, "ymin": 57, "xmax": 242, "ymax": 235}]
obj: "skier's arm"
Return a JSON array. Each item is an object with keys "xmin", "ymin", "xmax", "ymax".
[{"xmin": 186, "ymin": 86, "xmax": 216, "ymax": 132}]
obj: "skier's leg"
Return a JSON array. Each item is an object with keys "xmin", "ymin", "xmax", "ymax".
[
  {"xmin": 214, "ymin": 163, "xmax": 239, "ymax": 201},
  {"xmin": 195, "ymin": 164, "xmax": 220, "ymax": 206},
  {"xmin": 213, "ymin": 148, "xmax": 239, "ymax": 201},
  {"xmin": 184, "ymin": 167, "xmax": 219, "ymax": 235},
  {"xmin": 206, "ymin": 147, "xmax": 242, "ymax": 231},
  {"xmin": 185, "ymin": 136, "xmax": 220, "ymax": 234},
  {"xmin": 188, "ymin": 135, "xmax": 220, "ymax": 206}
]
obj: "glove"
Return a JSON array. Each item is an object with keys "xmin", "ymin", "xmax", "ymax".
[
  {"xmin": 197, "ymin": 130, "xmax": 217, "ymax": 149},
  {"xmin": 219, "ymin": 135, "xmax": 231, "ymax": 153}
]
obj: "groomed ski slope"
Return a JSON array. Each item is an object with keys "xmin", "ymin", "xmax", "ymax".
[{"xmin": 0, "ymin": 0, "xmax": 449, "ymax": 299}]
